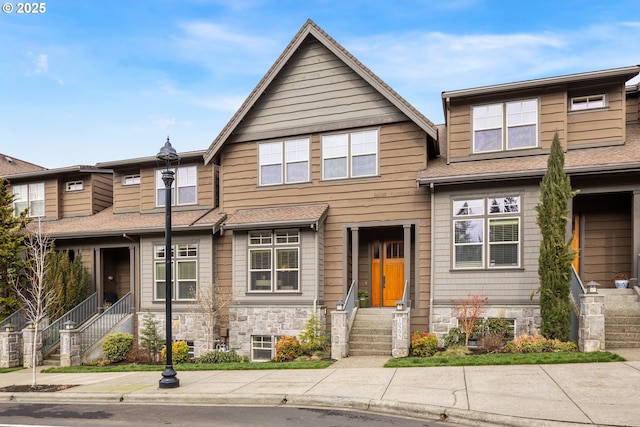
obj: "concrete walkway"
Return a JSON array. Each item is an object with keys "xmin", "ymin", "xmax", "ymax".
[{"xmin": 1, "ymin": 354, "xmax": 639, "ymax": 427}]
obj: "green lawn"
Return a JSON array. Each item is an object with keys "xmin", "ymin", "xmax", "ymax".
[
  {"xmin": 384, "ymin": 351, "xmax": 624, "ymax": 368},
  {"xmin": 42, "ymin": 360, "xmax": 333, "ymax": 374}
]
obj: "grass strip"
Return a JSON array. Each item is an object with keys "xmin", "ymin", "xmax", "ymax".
[{"xmin": 384, "ymin": 351, "xmax": 624, "ymax": 368}]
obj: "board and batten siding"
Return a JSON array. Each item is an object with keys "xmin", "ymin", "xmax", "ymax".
[
  {"xmin": 230, "ymin": 39, "xmax": 404, "ymax": 143},
  {"xmin": 218, "ymin": 121, "xmax": 431, "ymax": 329},
  {"xmin": 138, "ymin": 233, "xmax": 214, "ymax": 312},
  {"xmin": 432, "ymin": 184, "xmax": 541, "ymax": 304}
]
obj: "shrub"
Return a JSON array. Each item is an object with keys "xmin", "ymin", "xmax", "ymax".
[
  {"xmin": 102, "ymin": 333, "xmax": 134, "ymax": 363},
  {"xmin": 410, "ymin": 331, "xmax": 438, "ymax": 357},
  {"xmin": 504, "ymin": 332, "xmax": 578, "ymax": 353},
  {"xmin": 161, "ymin": 340, "xmax": 190, "ymax": 364},
  {"xmin": 299, "ymin": 312, "xmax": 326, "ymax": 354},
  {"xmin": 139, "ymin": 310, "xmax": 162, "ymax": 362},
  {"xmin": 125, "ymin": 346, "xmax": 152, "ymax": 364},
  {"xmin": 478, "ymin": 333, "xmax": 506, "ymax": 353},
  {"xmin": 442, "ymin": 326, "xmax": 465, "ymax": 348},
  {"xmin": 275, "ymin": 336, "xmax": 302, "ymax": 361},
  {"xmin": 195, "ymin": 350, "xmax": 243, "ymax": 364}
]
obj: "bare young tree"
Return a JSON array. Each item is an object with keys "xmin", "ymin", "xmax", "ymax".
[
  {"xmin": 13, "ymin": 219, "xmax": 57, "ymax": 387},
  {"xmin": 190, "ymin": 280, "xmax": 231, "ymax": 352}
]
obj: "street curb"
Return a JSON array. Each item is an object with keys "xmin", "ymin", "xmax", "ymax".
[{"xmin": 0, "ymin": 391, "xmax": 594, "ymax": 427}]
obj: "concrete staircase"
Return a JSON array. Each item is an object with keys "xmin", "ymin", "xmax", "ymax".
[
  {"xmin": 43, "ymin": 345, "xmax": 61, "ymax": 366},
  {"xmin": 348, "ymin": 308, "xmax": 394, "ymax": 356},
  {"xmin": 602, "ymin": 288, "xmax": 640, "ymax": 349}
]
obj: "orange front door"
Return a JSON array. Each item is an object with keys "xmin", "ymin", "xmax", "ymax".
[{"xmin": 371, "ymin": 241, "xmax": 404, "ymax": 307}]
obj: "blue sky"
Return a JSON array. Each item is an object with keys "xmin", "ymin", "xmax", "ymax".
[{"xmin": 1, "ymin": 0, "xmax": 639, "ymax": 169}]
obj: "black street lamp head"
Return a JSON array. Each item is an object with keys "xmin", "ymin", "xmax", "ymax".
[{"xmin": 157, "ymin": 136, "xmax": 179, "ymax": 166}]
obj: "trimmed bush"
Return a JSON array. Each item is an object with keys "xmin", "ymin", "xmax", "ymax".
[
  {"xmin": 125, "ymin": 346, "xmax": 152, "ymax": 364},
  {"xmin": 410, "ymin": 331, "xmax": 438, "ymax": 357},
  {"xmin": 275, "ymin": 335, "xmax": 302, "ymax": 361},
  {"xmin": 102, "ymin": 333, "xmax": 134, "ymax": 363},
  {"xmin": 195, "ymin": 350, "xmax": 244, "ymax": 364},
  {"xmin": 504, "ymin": 332, "xmax": 578, "ymax": 353},
  {"xmin": 161, "ymin": 340, "xmax": 190, "ymax": 364}
]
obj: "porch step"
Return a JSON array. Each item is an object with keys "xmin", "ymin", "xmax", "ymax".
[
  {"xmin": 43, "ymin": 350, "xmax": 60, "ymax": 367},
  {"xmin": 602, "ymin": 288, "xmax": 640, "ymax": 349},
  {"xmin": 349, "ymin": 308, "xmax": 393, "ymax": 357}
]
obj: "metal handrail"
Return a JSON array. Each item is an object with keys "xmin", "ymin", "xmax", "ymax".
[
  {"xmin": 569, "ymin": 265, "xmax": 584, "ymax": 342},
  {"xmin": 344, "ymin": 280, "xmax": 356, "ymax": 323},
  {"xmin": 79, "ymin": 292, "xmax": 131, "ymax": 353},
  {"xmin": 400, "ymin": 279, "xmax": 409, "ymax": 309},
  {"xmin": 0, "ymin": 309, "xmax": 28, "ymax": 332},
  {"xmin": 42, "ymin": 293, "xmax": 97, "ymax": 354}
]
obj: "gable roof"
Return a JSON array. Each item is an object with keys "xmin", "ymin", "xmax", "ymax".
[
  {"xmin": 204, "ymin": 19, "xmax": 437, "ymax": 165},
  {"xmin": 0, "ymin": 153, "xmax": 45, "ymax": 176},
  {"xmin": 222, "ymin": 203, "xmax": 329, "ymax": 231}
]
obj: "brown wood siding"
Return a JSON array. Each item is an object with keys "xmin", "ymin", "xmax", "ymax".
[
  {"xmin": 139, "ymin": 168, "xmax": 157, "ymax": 212},
  {"xmin": 581, "ymin": 210, "xmax": 632, "ymax": 287},
  {"xmin": 44, "ymin": 179, "xmax": 59, "ymax": 220},
  {"xmin": 539, "ymin": 92, "xmax": 566, "ymax": 148},
  {"xmin": 219, "ymin": 122, "xmax": 431, "ymax": 331},
  {"xmin": 627, "ymin": 90, "xmax": 639, "ymax": 124},
  {"xmin": 113, "ymin": 172, "xmax": 141, "ymax": 213},
  {"xmin": 233, "ymin": 40, "xmax": 403, "ymax": 141},
  {"xmin": 447, "ymin": 106, "xmax": 470, "ymax": 158},
  {"xmin": 91, "ymin": 174, "xmax": 113, "ymax": 214},
  {"xmin": 197, "ymin": 164, "xmax": 214, "ymax": 207},
  {"xmin": 567, "ymin": 89, "xmax": 623, "ymax": 146},
  {"xmin": 60, "ymin": 178, "xmax": 92, "ymax": 217}
]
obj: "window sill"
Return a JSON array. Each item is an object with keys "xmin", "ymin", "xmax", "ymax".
[
  {"xmin": 449, "ymin": 267, "xmax": 525, "ymax": 273},
  {"xmin": 245, "ymin": 291, "xmax": 302, "ymax": 295}
]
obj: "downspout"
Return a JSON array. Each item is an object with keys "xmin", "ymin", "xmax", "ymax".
[
  {"xmin": 313, "ymin": 223, "xmax": 318, "ymax": 315},
  {"xmin": 445, "ymin": 97, "xmax": 451, "ymax": 165},
  {"xmin": 429, "ymin": 182, "xmax": 435, "ymax": 332}
]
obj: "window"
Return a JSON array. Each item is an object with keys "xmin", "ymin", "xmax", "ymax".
[
  {"xmin": 123, "ymin": 174, "xmax": 140, "ymax": 185},
  {"xmin": 248, "ymin": 229, "xmax": 300, "ymax": 292},
  {"xmin": 12, "ymin": 183, "xmax": 44, "ymax": 217},
  {"xmin": 453, "ymin": 196, "xmax": 521, "ymax": 269},
  {"xmin": 154, "ymin": 243, "xmax": 197, "ymax": 300},
  {"xmin": 66, "ymin": 181, "xmax": 83, "ymax": 191},
  {"xmin": 322, "ymin": 129, "xmax": 378, "ymax": 180},
  {"xmin": 156, "ymin": 166, "xmax": 197, "ymax": 206},
  {"xmin": 251, "ymin": 335, "xmax": 275, "ymax": 361},
  {"xmin": 473, "ymin": 100, "xmax": 538, "ymax": 153},
  {"xmin": 258, "ymin": 138, "xmax": 309, "ymax": 186},
  {"xmin": 570, "ymin": 94, "xmax": 605, "ymax": 111}
]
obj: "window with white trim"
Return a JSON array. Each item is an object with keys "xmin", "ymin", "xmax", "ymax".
[
  {"xmin": 322, "ymin": 129, "xmax": 378, "ymax": 180},
  {"xmin": 258, "ymin": 138, "xmax": 309, "ymax": 186},
  {"xmin": 154, "ymin": 243, "xmax": 197, "ymax": 300},
  {"xmin": 156, "ymin": 166, "xmax": 197, "ymax": 206},
  {"xmin": 66, "ymin": 181, "xmax": 83, "ymax": 192},
  {"xmin": 248, "ymin": 229, "xmax": 300, "ymax": 292},
  {"xmin": 251, "ymin": 335, "xmax": 275, "ymax": 361},
  {"xmin": 473, "ymin": 100, "xmax": 538, "ymax": 153},
  {"xmin": 453, "ymin": 196, "xmax": 521, "ymax": 269},
  {"xmin": 570, "ymin": 94, "xmax": 605, "ymax": 111},
  {"xmin": 123, "ymin": 174, "xmax": 140, "ymax": 185},
  {"xmin": 12, "ymin": 182, "xmax": 45, "ymax": 217}
]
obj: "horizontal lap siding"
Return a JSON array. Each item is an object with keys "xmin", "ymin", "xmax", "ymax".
[
  {"xmin": 432, "ymin": 184, "xmax": 541, "ymax": 304},
  {"xmin": 448, "ymin": 107, "xmax": 470, "ymax": 158},
  {"xmin": 113, "ymin": 172, "xmax": 141, "ymax": 213},
  {"xmin": 44, "ymin": 179, "xmax": 59, "ymax": 220},
  {"xmin": 540, "ymin": 93, "xmax": 566, "ymax": 147},
  {"xmin": 567, "ymin": 90, "xmax": 623, "ymax": 145},
  {"xmin": 234, "ymin": 40, "xmax": 399, "ymax": 139},
  {"xmin": 91, "ymin": 174, "xmax": 113, "ymax": 213},
  {"xmin": 627, "ymin": 91, "xmax": 639, "ymax": 123}
]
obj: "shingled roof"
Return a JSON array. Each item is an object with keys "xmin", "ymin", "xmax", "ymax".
[
  {"xmin": 223, "ymin": 203, "xmax": 329, "ymax": 231},
  {"xmin": 33, "ymin": 207, "xmax": 226, "ymax": 239},
  {"xmin": 0, "ymin": 153, "xmax": 45, "ymax": 176}
]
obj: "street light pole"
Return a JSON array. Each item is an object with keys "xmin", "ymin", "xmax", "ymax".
[{"xmin": 157, "ymin": 137, "xmax": 180, "ymax": 389}]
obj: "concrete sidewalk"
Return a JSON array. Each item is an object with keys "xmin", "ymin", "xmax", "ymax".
[{"xmin": 1, "ymin": 357, "xmax": 639, "ymax": 427}]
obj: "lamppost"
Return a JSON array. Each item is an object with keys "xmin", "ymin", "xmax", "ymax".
[{"xmin": 157, "ymin": 137, "xmax": 180, "ymax": 389}]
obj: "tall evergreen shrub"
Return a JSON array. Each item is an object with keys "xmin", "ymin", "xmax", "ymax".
[{"xmin": 535, "ymin": 132, "xmax": 577, "ymax": 340}]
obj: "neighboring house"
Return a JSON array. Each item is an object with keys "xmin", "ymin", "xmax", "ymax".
[
  {"xmin": 0, "ymin": 154, "xmax": 45, "ymax": 175},
  {"xmin": 2, "ymin": 150, "xmax": 225, "ymax": 357},
  {"xmin": 419, "ymin": 65, "xmax": 640, "ymax": 340},
  {"xmin": 203, "ymin": 19, "xmax": 439, "ymax": 359}
]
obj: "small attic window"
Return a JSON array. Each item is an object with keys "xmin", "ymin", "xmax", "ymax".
[
  {"xmin": 66, "ymin": 180, "xmax": 83, "ymax": 192},
  {"xmin": 570, "ymin": 94, "xmax": 605, "ymax": 111},
  {"xmin": 123, "ymin": 174, "xmax": 141, "ymax": 185}
]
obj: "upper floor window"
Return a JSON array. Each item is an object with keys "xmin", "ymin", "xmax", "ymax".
[
  {"xmin": 156, "ymin": 166, "xmax": 197, "ymax": 207},
  {"xmin": 154, "ymin": 243, "xmax": 197, "ymax": 300},
  {"xmin": 570, "ymin": 94, "xmax": 605, "ymax": 111},
  {"xmin": 123, "ymin": 174, "xmax": 140, "ymax": 186},
  {"xmin": 12, "ymin": 183, "xmax": 44, "ymax": 217},
  {"xmin": 259, "ymin": 138, "xmax": 309, "ymax": 186},
  {"xmin": 473, "ymin": 100, "xmax": 538, "ymax": 153},
  {"xmin": 248, "ymin": 229, "xmax": 300, "ymax": 292},
  {"xmin": 66, "ymin": 181, "xmax": 83, "ymax": 192},
  {"xmin": 322, "ymin": 129, "xmax": 378, "ymax": 180},
  {"xmin": 453, "ymin": 196, "xmax": 521, "ymax": 269}
]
